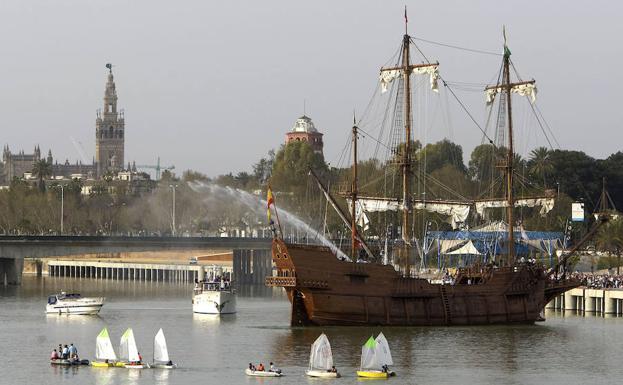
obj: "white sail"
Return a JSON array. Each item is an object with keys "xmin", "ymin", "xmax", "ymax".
[
  {"xmin": 95, "ymin": 327, "xmax": 117, "ymax": 361},
  {"xmin": 153, "ymin": 328, "xmax": 170, "ymax": 363},
  {"xmin": 474, "ymin": 197, "xmax": 554, "ymax": 216},
  {"xmin": 375, "ymin": 332, "xmax": 393, "ymax": 366},
  {"xmin": 486, "ymin": 82, "xmax": 537, "ymax": 104},
  {"xmin": 360, "ymin": 336, "xmax": 379, "ymax": 370},
  {"xmin": 380, "ymin": 64, "xmax": 439, "ymax": 93},
  {"xmin": 350, "ymin": 197, "xmax": 471, "ymax": 229},
  {"xmin": 119, "ymin": 328, "xmax": 140, "ymax": 362},
  {"xmin": 309, "ymin": 333, "xmax": 333, "ymax": 370}
]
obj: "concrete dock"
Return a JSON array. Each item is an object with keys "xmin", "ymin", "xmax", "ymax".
[
  {"xmin": 47, "ymin": 260, "xmax": 230, "ymax": 283},
  {"xmin": 547, "ymin": 287, "xmax": 623, "ymax": 315}
]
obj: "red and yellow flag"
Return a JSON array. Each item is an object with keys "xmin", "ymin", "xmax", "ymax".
[{"xmin": 267, "ymin": 187, "xmax": 274, "ymax": 222}]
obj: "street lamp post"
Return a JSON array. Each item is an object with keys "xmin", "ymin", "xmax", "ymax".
[
  {"xmin": 169, "ymin": 184, "xmax": 178, "ymax": 236},
  {"xmin": 59, "ymin": 184, "xmax": 64, "ymax": 235}
]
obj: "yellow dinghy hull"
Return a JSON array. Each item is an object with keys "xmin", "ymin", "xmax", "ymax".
[
  {"xmin": 91, "ymin": 361, "xmax": 114, "ymax": 367},
  {"xmin": 357, "ymin": 370, "xmax": 388, "ymax": 379}
]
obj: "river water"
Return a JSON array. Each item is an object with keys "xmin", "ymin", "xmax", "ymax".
[{"xmin": 1, "ymin": 276, "xmax": 622, "ymax": 385}]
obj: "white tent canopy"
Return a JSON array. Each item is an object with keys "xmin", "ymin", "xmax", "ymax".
[{"xmin": 446, "ymin": 240, "xmax": 482, "ymax": 255}]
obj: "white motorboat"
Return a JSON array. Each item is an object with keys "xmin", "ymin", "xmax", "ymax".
[
  {"xmin": 152, "ymin": 328, "xmax": 177, "ymax": 369},
  {"xmin": 306, "ymin": 333, "xmax": 340, "ymax": 378},
  {"xmin": 245, "ymin": 368, "xmax": 282, "ymax": 377},
  {"xmin": 119, "ymin": 328, "xmax": 150, "ymax": 369},
  {"xmin": 192, "ymin": 280, "xmax": 236, "ymax": 314},
  {"xmin": 46, "ymin": 292, "xmax": 104, "ymax": 315}
]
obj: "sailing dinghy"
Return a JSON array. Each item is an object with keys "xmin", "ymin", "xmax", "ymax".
[
  {"xmin": 305, "ymin": 333, "xmax": 339, "ymax": 378},
  {"xmin": 357, "ymin": 333, "xmax": 395, "ymax": 378},
  {"xmin": 152, "ymin": 328, "xmax": 177, "ymax": 369},
  {"xmin": 91, "ymin": 328, "xmax": 118, "ymax": 367},
  {"xmin": 119, "ymin": 328, "xmax": 149, "ymax": 369}
]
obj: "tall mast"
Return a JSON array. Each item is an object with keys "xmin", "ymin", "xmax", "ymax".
[
  {"xmin": 351, "ymin": 118, "xmax": 359, "ymax": 261},
  {"xmin": 503, "ymin": 31, "xmax": 515, "ymax": 263},
  {"xmin": 401, "ymin": 33, "xmax": 412, "ymax": 275},
  {"xmin": 378, "ymin": 11, "xmax": 438, "ymax": 276}
]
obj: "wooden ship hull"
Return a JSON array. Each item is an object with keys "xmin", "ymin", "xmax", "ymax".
[{"xmin": 266, "ymin": 239, "xmax": 579, "ymax": 326}]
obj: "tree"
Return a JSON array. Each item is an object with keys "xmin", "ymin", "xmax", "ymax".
[
  {"xmin": 548, "ymin": 150, "xmax": 599, "ymax": 209},
  {"xmin": 596, "ymin": 218, "xmax": 623, "ymax": 274},
  {"xmin": 418, "ymin": 139, "xmax": 467, "ymax": 174},
  {"xmin": 32, "ymin": 159, "xmax": 52, "ymax": 192},
  {"xmin": 252, "ymin": 149, "xmax": 275, "ymax": 185},
  {"xmin": 528, "ymin": 147, "xmax": 553, "ymax": 188},
  {"xmin": 270, "ymin": 141, "xmax": 328, "ymax": 215}
]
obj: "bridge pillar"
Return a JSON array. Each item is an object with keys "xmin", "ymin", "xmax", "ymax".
[
  {"xmin": 0, "ymin": 258, "xmax": 24, "ymax": 285},
  {"xmin": 564, "ymin": 291, "xmax": 576, "ymax": 311}
]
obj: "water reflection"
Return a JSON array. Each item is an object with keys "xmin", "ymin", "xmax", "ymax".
[
  {"xmin": 192, "ymin": 313, "xmax": 236, "ymax": 326},
  {"xmin": 153, "ymin": 368, "xmax": 171, "ymax": 384},
  {"xmin": 45, "ymin": 313, "xmax": 102, "ymax": 326},
  {"xmin": 92, "ymin": 367, "xmax": 116, "ymax": 385}
]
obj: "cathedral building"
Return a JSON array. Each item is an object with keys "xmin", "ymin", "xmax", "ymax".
[
  {"xmin": 1, "ymin": 65, "xmax": 134, "ymax": 184},
  {"xmin": 95, "ymin": 66, "xmax": 125, "ymax": 178},
  {"xmin": 285, "ymin": 115, "xmax": 324, "ymax": 155}
]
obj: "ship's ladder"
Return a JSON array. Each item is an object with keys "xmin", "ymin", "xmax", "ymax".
[{"xmin": 440, "ymin": 286, "xmax": 452, "ymax": 325}]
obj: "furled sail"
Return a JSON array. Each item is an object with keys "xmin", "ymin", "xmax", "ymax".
[
  {"xmin": 309, "ymin": 333, "xmax": 334, "ymax": 371},
  {"xmin": 96, "ymin": 327, "xmax": 117, "ymax": 361},
  {"xmin": 380, "ymin": 64, "xmax": 439, "ymax": 93},
  {"xmin": 486, "ymin": 81, "xmax": 537, "ymax": 104},
  {"xmin": 350, "ymin": 197, "xmax": 471, "ymax": 229},
  {"xmin": 474, "ymin": 197, "xmax": 554, "ymax": 216},
  {"xmin": 153, "ymin": 328, "xmax": 170, "ymax": 363}
]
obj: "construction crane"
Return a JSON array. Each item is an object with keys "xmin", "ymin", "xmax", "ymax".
[{"xmin": 136, "ymin": 157, "xmax": 175, "ymax": 180}]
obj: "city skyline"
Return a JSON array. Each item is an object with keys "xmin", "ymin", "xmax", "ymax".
[{"xmin": 0, "ymin": 0, "xmax": 621, "ymax": 177}]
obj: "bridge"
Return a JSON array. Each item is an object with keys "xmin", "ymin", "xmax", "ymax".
[{"xmin": 0, "ymin": 236, "xmax": 273, "ymax": 285}]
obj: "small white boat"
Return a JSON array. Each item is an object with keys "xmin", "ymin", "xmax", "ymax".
[
  {"xmin": 152, "ymin": 328, "xmax": 177, "ymax": 369},
  {"xmin": 245, "ymin": 368, "xmax": 283, "ymax": 377},
  {"xmin": 119, "ymin": 328, "xmax": 150, "ymax": 369},
  {"xmin": 46, "ymin": 292, "xmax": 104, "ymax": 315},
  {"xmin": 305, "ymin": 333, "xmax": 340, "ymax": 378},
  {"xmin": 193, "ymin": 280, "xmax": 236, "ymax": 314},
  {"xmin": 91, "ymin": 328, "xmax": 118, "ymax": 367},
  {"xmin": 357, "ymin": 333, "xmax": 395, "ymax": 379}
]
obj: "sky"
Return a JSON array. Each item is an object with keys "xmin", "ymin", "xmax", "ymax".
[{"xmin": 0, "ymin": 0, "xmax": 621, "ymax": 177}]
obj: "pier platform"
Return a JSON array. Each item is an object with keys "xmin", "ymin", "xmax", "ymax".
[
  {"xmin": 46, "ymin": 260, "xmax": 230, "ymax": 283},
  {"xmin": 547, "ymin": 287, "xmax": 623, "ymax": 315}
]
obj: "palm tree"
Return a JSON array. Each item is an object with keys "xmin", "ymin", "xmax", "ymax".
[
  {"xmin": 596, "ymin": 218, "xmax": 623, "ymax": 274},
  {"xmin": 528, "ymin": 147, "xmax": 553, "ymax": 188},
  {"xmin": 32, "ymin": 159, "xmax": 52, "ymax": 192}
]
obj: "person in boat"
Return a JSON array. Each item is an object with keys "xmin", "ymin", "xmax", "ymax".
[
  {"xmin": 257, "ymin": 363, "xmax": 265, "ymax": 371},
  {"xmin": 248, "ymin": 363, "xmax": 256, "ymax": 371},
  {"xmin": 50, "ymin": 349, "xmax": 59, "ymax": 360},
  {"xmin": 167, "ymin": 360, "xmax": 173, "ymax": 366},
  {"xmin": 328, "ymin": 365, "xmax": 337, "ymax": 373},
  {"xmin": 382, "ymin": 364, "xmax": 389, "ymax": 373},
  {"xmin": 68, "ymin": 343, "xmax": 77, "ymax": 359},
  {"xmin": 62, "ymin": 345, "xmax": 69, "ymax": 359},
  {"xmin": 269, "ymin": 362, "xmax": 281, "ymax": 374}
]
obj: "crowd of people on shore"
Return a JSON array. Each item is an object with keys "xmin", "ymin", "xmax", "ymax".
[
  {"xmin": 50, "ymin": 343, "xmax": 80, "ymax": 361},
  {"xmin": 570, "ymin": 272, "xmax": 623, "ymax": 289}
]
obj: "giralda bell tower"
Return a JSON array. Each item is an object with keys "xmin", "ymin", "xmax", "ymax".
[{"xmin": 95, "ymin": 63, "xmax": 125, "ymax": 178}]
